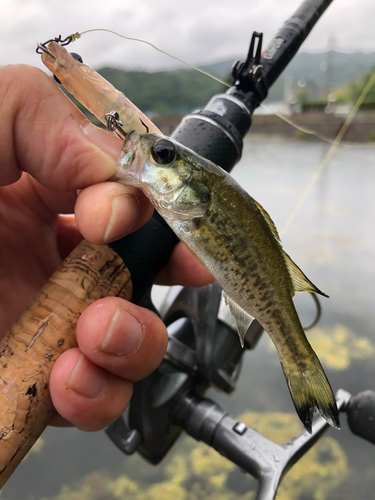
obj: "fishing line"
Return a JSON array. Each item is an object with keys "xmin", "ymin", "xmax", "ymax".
[
  {"xmin": 258, "ymin": 107, "xmax": 347, "ymax": 146},
  {"xmin": 280, "ymin": 69, "xmax": 375, "ymax": 238},
  {"xmin": 72, "ymin": 29, "xmax": 354, "ymax": 146},
  {"xmin": 79, "ymin": 29, "xmax": 229, "ymax": 87}
]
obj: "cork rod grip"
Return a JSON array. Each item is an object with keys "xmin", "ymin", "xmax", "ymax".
[{"xmin": 0, "ymin": 240, "xmax": 132, "ymax": 486}]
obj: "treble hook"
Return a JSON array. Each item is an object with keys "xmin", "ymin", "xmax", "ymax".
[
  {"xmin": 105, "ymin": 111, "xmax": 127, "ymax": 140},
  {"xmin": 139, "ymin": 118, "xmax": 149, "ymax": 133},
  {"xmin": 36, "ymin": 42, "xmax": 56, "ymax": 59},
  {"xmin": 36, "ymin": 32, "xmax": 81, "ymax": 56}
]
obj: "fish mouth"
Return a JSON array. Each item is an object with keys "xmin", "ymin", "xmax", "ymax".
[
  {"xmin": 122, "ymin": 130, "xmax": 141, "ymax": 154},
  {"xmin": 113, "ymin": 130, "xmax": 143, "ymax": 184}
]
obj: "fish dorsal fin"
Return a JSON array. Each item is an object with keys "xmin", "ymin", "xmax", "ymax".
[
  {"xmin": 254, "ymin": 200, "xmax": 281, "ymax": 243},
  {"xmin": 283, "ymin": 251, "xmax": 329, "ymax": 298},
  {"xmin": 254, "ymin": 199, "xmax": 328, "ymax": 299},
  {"xmin": 223, "ymin": 293, "xmax": 254, "ymax": 347}
]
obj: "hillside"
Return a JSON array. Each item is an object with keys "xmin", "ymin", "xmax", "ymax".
[
  {"xmin": 201, "ymin": 51, "xmax": 375, "ymax": 83},
  {"xmin": 92, "ymin": 51, "xmax": 375, "ymax": 116},
  {"xmin": 98, "ymin": 67, "xmax": 225, "ymax": 116}
]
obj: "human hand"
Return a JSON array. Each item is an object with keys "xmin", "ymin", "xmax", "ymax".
[{"xmin": 0, "ymin": 64, "xmax": 213, "ymax": 431}]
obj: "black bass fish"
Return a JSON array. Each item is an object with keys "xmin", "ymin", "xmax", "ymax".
[{"xmin": 114, "ymin": 130, "xmax": 339, "ymax": 433}]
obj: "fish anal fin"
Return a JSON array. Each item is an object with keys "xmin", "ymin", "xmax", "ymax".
[
  {"xmin": 283, "ymin": 251, "xmax": 329, "ymax": 298},
  {"xmin": 254, "ymin": 200, "xmax": 281, "ymax": 243},
  {"xmin": 223, "ymin": 293, "xmax": 254, "ymax": 347}
]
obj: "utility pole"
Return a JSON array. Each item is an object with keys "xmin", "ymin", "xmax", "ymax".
[{"xmin": 324, "ymin": 35, "xmax": 335, "ymax": 96}]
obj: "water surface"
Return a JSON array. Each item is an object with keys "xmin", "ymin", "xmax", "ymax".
[{"xmin": 3, "ymin": 136, "xmax": 375, "ymax": 500}]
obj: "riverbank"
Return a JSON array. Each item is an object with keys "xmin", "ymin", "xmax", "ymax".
[{"xmin": 153, "ymin": 111, "xmax": 375, "ymax": 142}]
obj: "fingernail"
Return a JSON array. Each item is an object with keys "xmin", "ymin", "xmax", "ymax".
[
  {"xmin": 82, "ymin": 122, "xmax": 122, "ymax": 159},
  {"xmin": 103, "ymin": 194, "xmax": 139, "ymax": 243},
  {"xmin": 68, "ymin": 353, "xmax": 108, "ymax": 398},
  {"xmin": 101, "ymin": 306, "xmax": 144, "ymax": 357}
]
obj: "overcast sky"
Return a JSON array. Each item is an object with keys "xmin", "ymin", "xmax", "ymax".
[{"xmin": 1, "ymin": 0, "xmax": 374, "ymax": 73}]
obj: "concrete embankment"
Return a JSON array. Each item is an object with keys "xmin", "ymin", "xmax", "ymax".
[{"xmin": 154, "ymin": 112, "xmax": 375, "ymax": 142}]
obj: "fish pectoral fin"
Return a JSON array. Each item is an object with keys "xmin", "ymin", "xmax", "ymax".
[
  {"xmin": 223, "ymin": 293, "xmax": 254, "ymax": 347},
  {"xmin": 170, "ymin": 175, "xmax": 210, "ymax": 219},
  {"xmin": 283, "ymin": 251, "xmax": 329, "ymax": 298}
]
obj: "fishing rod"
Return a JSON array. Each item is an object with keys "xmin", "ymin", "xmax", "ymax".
[
  {"xmin": 1, "ymin": 0, "xmax": 374, "ymax": 497},
  {"xmin": 105, "ymin": 1, "xmax": 375, "ymax": 498}
]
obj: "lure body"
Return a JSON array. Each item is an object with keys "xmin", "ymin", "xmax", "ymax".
[
  {"xmin": 115, "ymin": 131, "xmax": 339, "ymax": 433},
  {"xmin": 41, "ymin": 42, "xmax": 159, "ymax": 134}
]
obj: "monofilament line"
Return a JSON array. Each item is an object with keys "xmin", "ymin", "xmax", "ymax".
[{"xmin": 79, "ymin": 29, "xmax": 229, "ymax": 87}]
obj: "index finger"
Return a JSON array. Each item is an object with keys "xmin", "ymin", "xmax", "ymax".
[{"xmin": 0, "ymin": 64, "xmax": 121, "ymax": 190}]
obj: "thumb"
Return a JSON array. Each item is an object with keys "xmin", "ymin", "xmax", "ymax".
[{"xmin": 0, "ymin": 64, "xmax": 122, "ymax": 191}]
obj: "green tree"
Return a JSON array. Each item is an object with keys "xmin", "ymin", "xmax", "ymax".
[{"xmin": 336, "ymin": 66, "xmax": 375, "ymax": 107}]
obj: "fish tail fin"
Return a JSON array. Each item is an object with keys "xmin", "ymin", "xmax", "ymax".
[{"xmin": 281, "ymin": 354, "xmax": 340, "ymax": 433}]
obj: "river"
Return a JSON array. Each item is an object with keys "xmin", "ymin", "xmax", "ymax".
[{"xmin": 2, "ymin": 135, "xmax": 375, "ymax": 500}]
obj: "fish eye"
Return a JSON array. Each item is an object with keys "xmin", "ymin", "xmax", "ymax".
[{"xmin": 151, "ymin": 139, "xmax": 176, "ymax": 165}]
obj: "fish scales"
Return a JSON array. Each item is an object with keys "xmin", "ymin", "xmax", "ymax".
[
  {"xmin": 176, "ymin": 177, "xmax": 314, "ymax": 356},
  {"xmin": 115, "ymin": 130, "xmax": 339, "ymax": 433}
]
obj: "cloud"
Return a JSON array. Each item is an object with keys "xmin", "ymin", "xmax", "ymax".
[{"xmin": 1, "ymin": 0, "xmax": 374, "ymax": 73}]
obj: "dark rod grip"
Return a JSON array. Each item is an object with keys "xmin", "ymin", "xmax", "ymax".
[
  {"xmin": 110, "ymin": 211, "xmax": 179, "ymax": 304},
  {"xmin": 347, "ymin": 391, "xmax": 375, "ymax": 445}
]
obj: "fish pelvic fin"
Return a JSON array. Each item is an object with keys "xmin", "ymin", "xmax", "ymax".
[
  {"xmin": 283, "ymin": 252, "xmax": 329, "ymax": 298},
  {"xmin": 223, "ymin": 293, "xmax": 254, "ymax": 347},
  {"xmin": 281, "ymin": 354, "xmax": 340, "ymax": 433}
]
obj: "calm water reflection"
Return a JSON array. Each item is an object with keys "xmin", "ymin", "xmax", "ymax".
[{"xmin": 3, "ymin": 136, "xmax": 375, "ymax": 499}]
